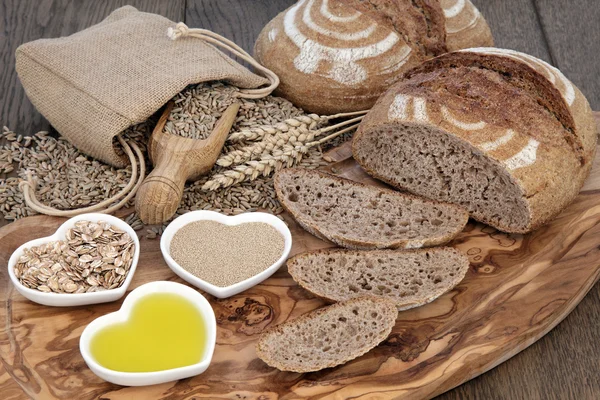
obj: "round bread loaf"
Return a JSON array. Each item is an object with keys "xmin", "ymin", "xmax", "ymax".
[
  {"xmin": 254, "ymin": 0, "xmax": 493, "ymax": 114},
  {"xmin": 352, "ymin": 48, "xmax": 597, "ymax": 234}
]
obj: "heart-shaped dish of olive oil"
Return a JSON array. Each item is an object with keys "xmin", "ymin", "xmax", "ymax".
[{"xmin": 80, "ymin": 281, "xmax": 216, "ymax": 386}]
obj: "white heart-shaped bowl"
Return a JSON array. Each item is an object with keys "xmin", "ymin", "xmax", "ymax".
[
  {"xmin": 160, "ymin": 210, "xmax": 292, "ymax": 298},
  {"xmin": 79, "ymin": 280, "xmax": 217, "ymax": 386},
  {"xmin": 7, "ymin": 213, "xmax": 139, "ymax": 307}
]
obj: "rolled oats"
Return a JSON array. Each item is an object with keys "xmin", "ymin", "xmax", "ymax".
[{"xmin": 13, "ymin": 220, "xmax": 135, "ymax": 294}]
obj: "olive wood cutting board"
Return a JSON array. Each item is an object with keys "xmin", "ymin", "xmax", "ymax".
[{"xmin": 1, "ymin": 113, "xmax": 600, "ymax": 400}]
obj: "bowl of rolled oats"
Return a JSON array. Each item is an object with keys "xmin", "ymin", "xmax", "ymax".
[{"xmin": 8, "ymin": 213, "xmax": 139, "ymax": 306}]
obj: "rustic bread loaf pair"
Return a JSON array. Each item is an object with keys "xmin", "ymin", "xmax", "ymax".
[
  {"xmin": 274, "ymin": 168, "xmax": 468, "ymax": 249},
  {"xmin": 353, "ymin": 48, "xmax": 597, "ymax": 233},
  {"xmin": 254, "ymin": 0, "xmax": 493, "ymax": 114}
]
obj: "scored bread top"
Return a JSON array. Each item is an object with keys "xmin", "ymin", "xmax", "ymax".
[
  {"xmin": 287, "ymin": 247, "xmax": 470, "ymax": 311},
  {"xmin": 254, "ymin": 0, "xmax": 493, "ymax": 114},
  {"xmin": 338, "ymin": 0, "xmax": 448, "ymax": 57},
  {"xmin": 274, "ymin": 168, "xmax": 468, "ymax": 249},
  {"xmin": 353, "ymin": 48, "xmax": 597, "ymax": 232},
  {"xmin": 255, "ymin": 296, "xmax": 398, "ymax": 372},
  {"xmin": 441, "ymin": 0, "xmax": 493, "ymax": 51},
  {"xmin": 401, "ymin": 49, "xmax": 580, "ymax": 159}
]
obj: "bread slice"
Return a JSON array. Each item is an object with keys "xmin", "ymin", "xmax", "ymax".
[
  {"xmin": 256, "ymin": 296, "xmax": 397, "ymax": 372},
  {"xmin": 288, "ymin": 247, "xmax": 470, "ymax": 311},
  {"xmin": 274, "ymin": 168, "xmax": 468, "ymax": 249}
]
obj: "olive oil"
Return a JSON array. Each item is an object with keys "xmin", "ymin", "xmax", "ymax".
[{"xmin": 90, "ymin": 292, "xmax": 207, "ymax": 372}]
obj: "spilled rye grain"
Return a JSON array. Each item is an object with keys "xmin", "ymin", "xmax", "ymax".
[{"xmin": 0, "ymin": 81, "xmax": 354, "ymax": 238}]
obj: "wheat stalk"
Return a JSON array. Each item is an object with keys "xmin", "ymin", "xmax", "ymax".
[
  {"xmin": 227, "ymin": 114, "xmax": 322, "ymax": 143},
  {"xmin": 217, "ymin": 125, "xmax": 317, "ymax": 167},
  {"xmin": 218, "ymin": 115, "xmax": 365, "ymax": 168},
  {"xmin": 227, "ymin": 110, "xmax": 369, "ymax": 143},
  {"xmin": 203, "ymin": 123, "xmax": 360, "ymax": 190}
]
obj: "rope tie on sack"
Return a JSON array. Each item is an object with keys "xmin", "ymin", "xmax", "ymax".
[
  {"xmin": 19, "ymin": 136, "xmax": 146, "ymax": 216},
  {"xmin": 167, "ymin": 22, "xmax": 280, "ymax": 99}
]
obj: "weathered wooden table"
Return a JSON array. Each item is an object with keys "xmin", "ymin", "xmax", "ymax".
[{"xmin": 1, "ymin": 1, "xmax": 599, "ymax": 399}]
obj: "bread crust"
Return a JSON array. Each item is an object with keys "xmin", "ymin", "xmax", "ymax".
[
  {"xmin": 255, "ymin": 296, "xmax": 398, "ymax": 372},
  {"xmin": 287, "ymin": 247, "xmax": 470, "ymax": 310},
  {"xmin": 274, "ymin": 168, "xmax": 469, "ymax": 249},
  {"xmin": 254, "ymin": 0, "xmax": 493, "ymax": 114},
  {"xmin": 352, "ymin": 49, "xmax": 597, "ymax": 233},
  {"xmin": 442, "ymin": 0, "xmax": 494, "ymax": 51}
]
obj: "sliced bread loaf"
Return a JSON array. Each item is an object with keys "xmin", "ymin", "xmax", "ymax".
[
  {"xmin": 274, "ymin": 168, "xmax": 468, "ymax": 249},
  {"xmin": 288, "ymin": 247, "xmax": 469, "ymax": 311},
  {"xmin": 256, "ymin": 296, "xmax": 397, "ymax": 372},
  {"xmin": 352, "ymin": 49, "xmax": 597, "ymax": 233}
]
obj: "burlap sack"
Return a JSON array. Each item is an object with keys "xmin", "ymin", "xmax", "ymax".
[{"xmin": 15, "ymin": 6, "xmax": 271, "ymax": 167}]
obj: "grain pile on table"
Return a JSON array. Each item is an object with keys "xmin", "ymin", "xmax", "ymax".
[
  {"xmin": 168, "ymin": 82, "xmax": 362, "ymax": 192},
  {"xmin": 0, "ymin": 125, "xmax": 147, "ymax": 221},
  {"xmin": 165, "ymin": 82, "xmax": 305, "ymax": 140}
]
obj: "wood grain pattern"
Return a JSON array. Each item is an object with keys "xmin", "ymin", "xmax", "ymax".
[
  {"xmin": 186, "ymin": 0, "xmax": 296, "ymax": 53},
  {"xmin": 1, "ymin": 116, "xmax": 600, "ymax": 399},
  {"xmin": 470, "ymin": 0, "xmax": 553, "ymax": 63}
]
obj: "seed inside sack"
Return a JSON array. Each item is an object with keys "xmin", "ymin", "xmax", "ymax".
[{"xmin": 165, "ymin": 81, "xmax": 305, "ymax": 140}]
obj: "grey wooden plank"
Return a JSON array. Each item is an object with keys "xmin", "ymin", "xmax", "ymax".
[
  {"xmin": 185, "ymin": 0, "xmax": 296, "ymax": 53},
  {"xmin": 0, "ymin": 0, "xmax": 185, "ymax": 136},
  {"xmin": 471, "ymin": 0, "xmax": 553, "ymax": 62},
  {"xmin": 535, "ymin": 0, "xmax": 600, "ymax": 109}
]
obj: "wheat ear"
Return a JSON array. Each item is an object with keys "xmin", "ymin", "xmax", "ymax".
[
  {"xmin": 218, "ymin": 115, "xmax": 365, "ymax": 167},
  {"xmin": 203, "ymin": 123, "xmax": 360, "ymax": 190},
  {"xmin": 217, "ymin": 126, "xmax": 316, "ymax": 167},
  {"xmin": 227, "ymin": 114, "xmax": 322, "ymax": 142},
  {"xmin": 226, "ymin": 109, "xmax": 368, "ymax": 143}
]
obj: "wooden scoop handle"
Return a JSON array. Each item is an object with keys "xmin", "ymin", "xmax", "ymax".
[
  {"xmin": 135, "ymin": 103, "xmax": 239, "ymax": 224},
  {"xmin": 135, "ymin": 159, "xmax": 189, "ymax": 225}
]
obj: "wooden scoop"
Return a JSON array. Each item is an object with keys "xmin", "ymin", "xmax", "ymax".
[{"xmin": 135, "ymin": 101, "xmax": 240, "ymax": 224}]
